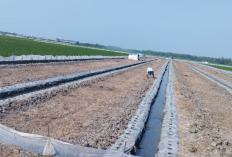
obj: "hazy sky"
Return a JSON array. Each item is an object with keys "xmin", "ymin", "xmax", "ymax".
[{"xmin": 1, "ymin": 0, "xmax": 232, "ymax": 58}]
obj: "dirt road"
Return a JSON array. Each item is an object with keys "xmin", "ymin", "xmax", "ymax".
[
  {"xmin": 0, "ymin": 59, "xmax": 167, "ymax": 150},
  {"xmin": 173, "ymin": 61, "xmax": 232, "ymax": 157},
  {"xmin": 0, "ymin": 59, "xmax": 138, "ymax": 87}
]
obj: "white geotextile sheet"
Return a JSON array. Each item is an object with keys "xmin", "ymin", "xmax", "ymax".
[
  {"xmin": 0, "ymin": 124, "xmax": 132, "ymax": 157},
  {"xmin": 0, "ymin": 55, "xmax": 127, "ymax": 61},
  {"xmin": 109, "ymin": 61, "xmax": 169, "ymax": 153}
]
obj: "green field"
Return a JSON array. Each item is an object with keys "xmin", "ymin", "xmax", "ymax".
[
  {"xmin": 0, "ymin": 35, "xmax": 127, "ymax": 57},
  {"xmin": 204, "ymin": 64, "xmax": 232, "ymax": 72}
]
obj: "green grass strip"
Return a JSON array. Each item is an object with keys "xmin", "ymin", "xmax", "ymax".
[
  {"xmin": 0, "ymin": 35, "xmax": 127, "ymax": 57},
  {"xmin": 204, "ymin": 64, "xmax": 232, "ymax": 72}
]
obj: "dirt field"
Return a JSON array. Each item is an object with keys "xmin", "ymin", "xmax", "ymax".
[
  {"xmin": 0, "ymin": 59, "xmax": 167, "ymax": 150},
  {"xmin": 0, "ymin": 59, "xmax": 139, "ymax": 87},
  {"xmin": 0, "ymin": 143, "xmax": 52, "ymax": 157},
  {"xmin": 173, "ymin": 61, "xmax": 232, "ymax": 157},
  {"xmin": 186, "ymin": 62, "xmax": 232, "ymax": 85}
]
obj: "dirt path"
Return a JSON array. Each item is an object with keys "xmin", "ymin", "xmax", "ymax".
[
  {"xmin": 0, "ymin": 59, "xmax": 167, "ymax": 150},
  {"xmin": 0, "ymin": 59, "xmax": 138, "ymax": 87},
  {"xmin": 186, "ymin": 62, "xmax": 232, "ymax": 85},
  {"xmin": 173, "ymin": 61, "xmax": 232, "ymax": 157}
]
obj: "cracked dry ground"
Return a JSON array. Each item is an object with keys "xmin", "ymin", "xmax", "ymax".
[
  {"xmin": 173, "ymin": 61, "xmax": 232, "ymax": 157},
  {"xmin": 0, "ymin": 59, "xmax": 138, "ymax": 87},
  {"xmin": 186, "ymin": 62, "xmax": 232, "ymax": 85},
  {"xmin": 0, "ymin": 59, "xmax": 167, "ymax": 150}
]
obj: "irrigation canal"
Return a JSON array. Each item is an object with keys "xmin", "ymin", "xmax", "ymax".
[{"xmin": 136, "ymin": 64, "xmax": 169, "ymax": 156}]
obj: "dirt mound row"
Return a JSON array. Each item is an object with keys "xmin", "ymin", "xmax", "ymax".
[
  {"xmin": 186, "ymin": 62, "xmax": 232, "ymax": 85},
  {"xmin": 173, "ymin": 61, "xmax": 232, "ymax": 157},
  {"xmin": 0, "ymin": 59, "xmax": 137, "ymax": 87}
]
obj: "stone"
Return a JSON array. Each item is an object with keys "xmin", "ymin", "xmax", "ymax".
[
  {"xmin": 211, "ymin": 142, "xmax": 217, "ymax": 147},
  {"xmin": 188, "ymin": 146, "xmax": 197, "ymax": 152},
  {"xmin": 136, "ymin": 145, "xmax": 143, "ymax": 149},
  {"xmin": 13, "ymin": 149, "xmax": 20, "ymax": 154}
]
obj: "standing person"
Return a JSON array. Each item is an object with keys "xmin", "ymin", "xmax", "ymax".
[{"xmin": 147, "ymin": 67, "xmax": 154, "ymax": 78}]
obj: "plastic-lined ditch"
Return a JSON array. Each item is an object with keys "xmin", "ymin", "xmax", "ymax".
[
  {"xmin": 156, "ymin": 60, "xmax": 179, "ymax": 157},
  {"xmin": 0, "ymin": 59, "xmax": 156, "ymax": 100},
  {"xmin": 136, "ymin": 64, "xmax": 169, "ymax": 157},
  {"xmin": 109, "ymin": 61, "xmax": 170, "ymax": 154}
]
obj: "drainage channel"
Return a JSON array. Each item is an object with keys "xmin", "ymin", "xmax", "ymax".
[{"xmin": 136, "ymin": 64, "xmax": 169, "ymax": 157}]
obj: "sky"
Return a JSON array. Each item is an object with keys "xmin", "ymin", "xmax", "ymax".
[{"xmin": 1, "ymin": 0, "xmax": 232, "ymax": 58}]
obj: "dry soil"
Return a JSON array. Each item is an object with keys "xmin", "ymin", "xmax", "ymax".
[
  {"xmin": 0, "ymin": 59, "xmax": 138, "ymax": 87},
  {"xmin": 173, "ymin": 61, "xmax": 232, "ymax": 157}
]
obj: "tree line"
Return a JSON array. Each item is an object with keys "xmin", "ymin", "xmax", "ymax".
[
  {"xmin": 138, "ymin": 50, "xmax": 232, "ymax": 66},
  {"xmin": 85, "ymin": 43, "xmax": 232, "ymax": 66}
]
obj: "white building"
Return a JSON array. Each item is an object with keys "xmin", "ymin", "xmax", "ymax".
[{"xmin": 128, "ymin": 54, "xmax": 139, "ymax": 60}]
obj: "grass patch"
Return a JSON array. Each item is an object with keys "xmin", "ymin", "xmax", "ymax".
[
  {"xmin": 204, "ymin": 64, "xmax": 232, "ymax": 72},
  {"xmin": 0, "ymin": 35, "xmax": 127, "ymax": 57}
]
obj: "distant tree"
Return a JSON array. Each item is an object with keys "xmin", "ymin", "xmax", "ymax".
[{"xmin": 139, "ymin": 50, "xmax": 232, "ymax": 66}]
